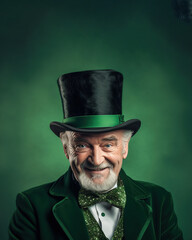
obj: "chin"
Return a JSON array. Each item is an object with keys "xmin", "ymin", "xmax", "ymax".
[
  {"xmin": 90, "ymin": 175, "xmax": 106, "ymax": 184},
  {"xmin": 78, "ymin": 169, "xmax": 117, "ymax": 193}
]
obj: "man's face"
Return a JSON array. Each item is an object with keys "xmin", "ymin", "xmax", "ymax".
[{"xmin": 62, "ymin": 130, "xmax": 130, "ymax": 192}]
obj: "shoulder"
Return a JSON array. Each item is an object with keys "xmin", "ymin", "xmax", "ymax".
[
  {"xmin": 21, "ymin": 180, "xmax": 56, "ymax": 200},
  {"xmin": 133, "ymin": 179, "xmax": 174, "ymax": 209},
  {"xmin": 15, "ymin": 182, "xmax": 55, "ymax": 212},
  {"xmin": 16, "ymin": 174, "xmax": 66, "ymax": 208},
  {"xmin": 134, "ymin": 179, "xmax": 170, "ymax": 197},
  {"xmin": 121, "ymin": 170, "xmax": 178, "ymax": 220},
  {"xmin": 22, "ymin": 181, "xmax": 54, "ymax": 196},
  {"xmin": 120, "ymin": 169, "xmax": 172, "ymax": 202}
]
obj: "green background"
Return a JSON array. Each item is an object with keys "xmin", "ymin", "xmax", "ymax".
[{"xmin": 0, "ymin": 0, "xmax": 192, "ymax": 239}]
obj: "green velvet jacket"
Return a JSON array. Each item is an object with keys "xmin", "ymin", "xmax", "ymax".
[{"xmin": 9, "ymin": 169, "xmax": 183, "ymax": 240}]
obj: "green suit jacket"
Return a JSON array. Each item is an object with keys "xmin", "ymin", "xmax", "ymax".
[{"xmin": 9, "ymin": 168, "xmax": 183, "ymax": 240}]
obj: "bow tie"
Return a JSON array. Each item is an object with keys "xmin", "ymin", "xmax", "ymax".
[{"xmin": 78, "ymin": 179, "xmax": 126, "ymax": 209}]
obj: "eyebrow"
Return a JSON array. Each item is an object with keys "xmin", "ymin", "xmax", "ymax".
[
  {"xmin": 101, "ymin": 136, "xmax": 118, "ymax": 142},
  {"xmin": 73, "ymin": 135, "xmax": 118, "ymax": 143},
  {"xmin": 73, "ymin": 137, "xmax": 89, "ymax": 143}
]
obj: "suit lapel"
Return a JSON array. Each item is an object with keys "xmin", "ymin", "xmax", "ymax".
[
  {"xmin": 52, "ymin": 197, "xmax": 89, "ymax": 240},
  {"xmin": 49, "ymin": 168, "xmax": 153, "ymax": 240},
  {"xmin": 120, "ymin": 170, "xmax": 153, "ymax": 240},
  {"xmin": 123, "ymin": 193, "xmax": 152, "ymax": 240},
  {"xmin": 49, "ymin": 169, "xmax": 89, "ymax": 240}
]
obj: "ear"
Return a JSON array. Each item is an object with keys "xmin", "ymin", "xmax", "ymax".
[
  {"xmin": 122, "ymin": 138, "xmax": 131, "ymax": 159},
  {"xmin": 63, "ymin": 144, "xmax": 69, "ymax": 159}
]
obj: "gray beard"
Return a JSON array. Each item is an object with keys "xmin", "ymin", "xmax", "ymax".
[{"xmin": 78, "ymin": 169, "xmax": 117, "ymax": 193}]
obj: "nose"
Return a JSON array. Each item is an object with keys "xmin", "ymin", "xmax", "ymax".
[{"xmin": 89, "ymin": 146, "xmax": 105, "ymax": 166}]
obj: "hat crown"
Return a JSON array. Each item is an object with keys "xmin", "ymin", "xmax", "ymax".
[{"xmin": 58, "ymin": 70, "xmax": 123, "ymax": 119}]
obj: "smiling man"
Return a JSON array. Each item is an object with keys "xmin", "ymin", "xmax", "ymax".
[
  {"xmin": 9, "ymin": 70, "xmax": 183, "ymax": 240},
  {"xmin": 61, "ymin": 130, "xmax": 130, "ymax": 193}
]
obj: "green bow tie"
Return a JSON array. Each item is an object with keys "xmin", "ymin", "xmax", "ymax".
[{"xmin": 78, "ymin": 179, "xmax": 126, "ymax": 209}]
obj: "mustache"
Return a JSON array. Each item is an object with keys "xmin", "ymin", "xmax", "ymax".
[{"xmin": 81, "ymin": 160, "xmax": 113, "ymax": 171}]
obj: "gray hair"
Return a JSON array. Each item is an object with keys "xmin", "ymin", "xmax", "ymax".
[
  {"xmin": 60, "ymin": 129, "xmax": 133, "ymax": 146},
  {"xmin": 60, "ymin": 131, "xmax": 69, "ymax": 146},
  {"xmin": 122, "ymin": 130, "xmax": 133, "ymax": 142}
]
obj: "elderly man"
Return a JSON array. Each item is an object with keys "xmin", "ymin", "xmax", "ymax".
[{"xmin": 9, "ymin": 70, "xmax": 183, "ymax": 240}]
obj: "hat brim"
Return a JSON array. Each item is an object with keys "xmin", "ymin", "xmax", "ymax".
[{"xmin": 50, "ymin": 119, "xmax": 141, "ymax": 137}]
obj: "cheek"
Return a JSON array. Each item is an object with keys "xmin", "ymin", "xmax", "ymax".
[
  {"xmin": 113, "ymin": 160, "xmax": 123, "ymax": 176},
  {"xmin": 114, "ymin": 157, "xmax": 123, "ymax": 167},
  {"xmin": 69, "ymin": 152, "xmax": 87, "ymax": 167},
  {"xmin": 109, "ymin": 153, "xmax": 123, "ymax": 173},
  {"xmin": 107, "ymin": 153, "xmax": 123, "ymax": 167},
  {"xmin": 109, "ymin": 147, "xmax": 124, "ymax": 163}
]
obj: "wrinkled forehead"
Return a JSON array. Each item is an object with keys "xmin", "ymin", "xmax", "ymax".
[{"xmin": 66, "ymin": 130, "xmax": 124, "ymax": 142}]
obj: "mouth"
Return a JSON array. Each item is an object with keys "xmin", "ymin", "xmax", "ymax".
[{"xmin": 84, "ymin": 167, "xmax": 110, "ymax": 174}]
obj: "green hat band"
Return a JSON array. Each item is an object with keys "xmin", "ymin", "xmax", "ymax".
[{"xmin": 63, "ymin": 114, "xmax": 124, "ymax": 128}]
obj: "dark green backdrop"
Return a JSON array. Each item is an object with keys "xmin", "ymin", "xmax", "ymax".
[{"xmin": 0, "ymin": 0, "xmax": 191, "ymax": 239}]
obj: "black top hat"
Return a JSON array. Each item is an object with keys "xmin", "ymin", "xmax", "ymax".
[{"xmin": 50, "ymin": 70, "xmax": 141, "ymax": 137}]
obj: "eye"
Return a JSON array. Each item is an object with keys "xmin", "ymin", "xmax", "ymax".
[
  {"xmin": 76, "ymin": 144, "xmax": 86, "ymax": 149},
  {"xmin": 104, "ymin": 144, "xmax": 112, "ymax": 148}
]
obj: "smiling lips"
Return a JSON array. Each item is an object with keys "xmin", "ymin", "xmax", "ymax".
[
  {"xmin": 84, "ymin": 167, "xmax": 110, "ymax": 175},
  {"xmin": 85, "ymin": 167, "xmax": 108, "ymax": 171},
  {"xmin": 81, "ymin": 161, "xmax": 113, "ymax": 176}
]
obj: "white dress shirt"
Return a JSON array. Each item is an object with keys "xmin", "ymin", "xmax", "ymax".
[{"xmin": 88, "ymin": 183, "xmax": 121, "ymax": 239}]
